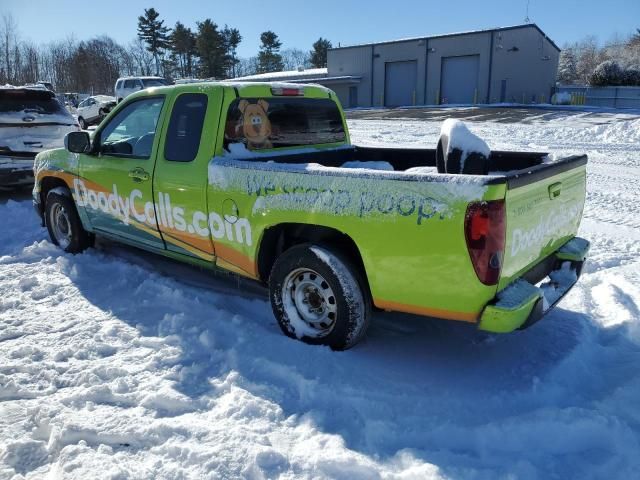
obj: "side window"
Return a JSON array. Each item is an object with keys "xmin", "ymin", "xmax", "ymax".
[
  {"xmin": 116, "ymin": 80, "xmax": 122, "ymax": 89},
  {"xmin": 164, "ymin": 93, "xmax": 208, "ymax": 162},
  {"xmin": 124, "ymin": 79, "xmax": 133, "ymax": 89},
  {"xmin": 99, "ymin": 97, "xmax": 164, "ymax": 159}
]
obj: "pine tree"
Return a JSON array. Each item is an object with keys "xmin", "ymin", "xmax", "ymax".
[
  {"xmin": 309, "ymin": 37, "xmax": 332, "ymax": 68},
  {"xmin": 557, "ymin": 47, "xmax": 578, "ymax": 84},
  {"xmin": 171, "ymin": 22, "xmax": 197, "ymax": 78},
  {"xmin": 221, "ymin": 26, "xmax": 242, "ymax": 78},
  {"xmin": 137, "ymin": 8, "xmax": 170, "ymax": 76},
  {"xmin": 257, "ymin": 31, "xmax": 283, "ymax": 73},
  {"xmin": 196, "ymin": 19, "xmax": 225, "ymax": 79}
]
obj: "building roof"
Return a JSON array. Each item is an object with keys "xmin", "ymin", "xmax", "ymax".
[
  {"xmin": 329, "ymin": 23, "xmax": 560, "ymax": 53},
  {"xmin": 233, "ymin": 68, "xmax": 328, "ymax": 82}
]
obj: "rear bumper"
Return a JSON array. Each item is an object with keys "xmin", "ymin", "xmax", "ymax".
[
  {"xmin": 479, "ymin": 237, "xmax": 590, "ymax": 333},
  {"xmin": 0, "ymin": 156, "xmax": 35, "ymax": 187}
]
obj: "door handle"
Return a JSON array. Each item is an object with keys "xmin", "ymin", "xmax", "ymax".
[
  {"xmin": 548, "ymin": 182, "xmax": 562, "ymax": 200},
  {"xmin": 128, "ymin": 167, "xmax": 150, "ymax": 183}
]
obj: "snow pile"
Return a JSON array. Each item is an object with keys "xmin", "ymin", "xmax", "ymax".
[
  {"xmin": 585, "ymin": 117, "xmax": 640, "ymax": 144},
  {"xmin": 2, "ymin": 109, "xmax": 640, "ymax": 478},
  {"xmin": 440, "ymin": 119, "xmax": 491, "ymax": 159},
  {"xmin": 340, "ymin": 160, "xmax": 394, "ymax": 171},
  {"xmin": 551, "ymin": 92, "xmax": 572, "ymax": 105}
]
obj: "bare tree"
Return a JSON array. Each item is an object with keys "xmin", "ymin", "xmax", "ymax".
[
  {"xmin": 281, "ymin": 48, "xmax": 310, "ymax": 71},
  {"xmin": 235, "ymin": 56, "xmax": 259, "ymax": 77},
  {"xmin": 0, "ymin": 13, "xmax": 19, "ymax": 83},
  {"xmin": 128, "ymin": 37, "xmax": 154, "ymax": 76}
]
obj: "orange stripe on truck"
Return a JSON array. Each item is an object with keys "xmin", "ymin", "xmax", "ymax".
[{"xmin": 374, "ymin": 299, "xmax": 478, "ymax": 323}]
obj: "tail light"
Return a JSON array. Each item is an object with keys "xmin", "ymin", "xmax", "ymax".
[
  {"xmin": 271, "ymin": 87, "xmax": 304, "ymax": 96},
  {"xmin": 464, "ymin": 200, "xmax": 506, "ymax": 285}
]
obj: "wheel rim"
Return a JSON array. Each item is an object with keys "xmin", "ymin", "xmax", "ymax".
[
  {"xmin": 50, "ymin": 203, "xmax": 72, "ymax": 249},
  {"xmin": 282, "ymin": 268, "xmax": 338, "ymax": 338}
]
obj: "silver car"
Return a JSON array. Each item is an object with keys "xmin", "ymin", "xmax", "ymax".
[{"xmin": 0, "ymin": 86, "xmax": 78, "ymax": 188}]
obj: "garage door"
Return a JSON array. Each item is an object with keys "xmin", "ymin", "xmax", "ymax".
[
  {"xmin": 385, "ymin": 61, "xmax": 417, "ymax": 107},
  {"xmin": 440, "ymin": 55, "xmax": 480, "ymax": 104}
]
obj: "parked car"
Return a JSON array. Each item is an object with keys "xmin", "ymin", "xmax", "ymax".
[
  {"xmin": 36, "ymin": 81, "xmax": 55, "ymax": 91},
  {"xmin": 76, "ymin": 95, "xmax": 117, "ymax": 129},
  {"xmin": 33, "ymin": 82, "xmax": 589, "ymax": 350},
  {"xmin": 114, "ymin": 76, "xmax": 169, "ymax": 103},
  {"xmin": 0, "ymin": 86, "xmax": 78, "ymax": 188}
]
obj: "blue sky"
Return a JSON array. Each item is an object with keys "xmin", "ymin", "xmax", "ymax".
[{"xmin": 3, "ymin": 0, "xmax": 639, "ymax": 57}]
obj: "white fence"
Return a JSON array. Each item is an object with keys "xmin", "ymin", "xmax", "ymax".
[{"xmin": 557, "ymin": 85, "xmax": 640, "ymax": 109}]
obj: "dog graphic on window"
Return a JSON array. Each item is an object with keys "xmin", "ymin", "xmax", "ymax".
[{"xmin": 238, "ymin": 99, "xmax": 272, "ymax": 150}]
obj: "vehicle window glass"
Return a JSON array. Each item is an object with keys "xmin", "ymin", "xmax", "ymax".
[
  {"xmin": 164, "ymin": 93, "xmax": 208, "ymax": 162},
  {"xmin": 224, "ymin": 97, "xmax": 346, "ymax": 151},
  {"xmin": 123, "ymin": 80, "xmax": 134, "ymax": 88},
  {"xmin": 142, "ymin": 78, "xmax": 168, "ymax": 87},
  {"xmin": 99, "ymin": 97, "xmax": 164, "ymax": 159},
  {"xmin": 0, "ymin": 89, "xmax": 70, "ymax": 116},
  {"xmin": 116, "ymin": 80, "xmax": 122, "ymax": 89}
]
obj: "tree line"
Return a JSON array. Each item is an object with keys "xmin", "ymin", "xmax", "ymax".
[
  {"xmin": 0, "ymin": 8, "xmax": 333, "ymax": 94},
  {"xmin": 558, "ymin": 29, "xmax": 640, "ymax": 86}
]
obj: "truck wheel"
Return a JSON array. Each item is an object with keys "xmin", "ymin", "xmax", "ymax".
[
  {"xmin": 45, "ymin": 190, "xmax": 93, "ymax": 253},
  {"xmin": 269, "ymin": 244, "xmax": 371, "ymax": 350},
  {"xmin": 78, "ymin": 117, "xmax": 87, "ymax": 130}
]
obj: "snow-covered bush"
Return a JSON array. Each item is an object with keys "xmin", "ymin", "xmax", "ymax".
[
  {"xmin": 589, "ymin": 60, "xmax": 623, "ymax": 86},
  {"xmin": 622, "ymin": 65, "xmax": 640, "ymax": 86}
]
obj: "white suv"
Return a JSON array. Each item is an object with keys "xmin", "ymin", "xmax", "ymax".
[{"xmin": 114, "ymin": 76, "xmax": 169, "ymax": 103}]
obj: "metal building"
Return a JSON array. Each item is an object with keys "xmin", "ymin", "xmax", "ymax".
[
  {"xmin": 232, "ymin": 24, "xmax": 559, "ymax": 109},
  {"xmin": 327, "ymin": 23, "xmax": 560, "ymax": 108}
]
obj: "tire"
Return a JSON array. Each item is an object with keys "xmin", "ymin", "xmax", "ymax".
[
  {"xmin": 436, "ymin": 138, "xmax": 446, "ymax": 173},
  {"xmin": 45, "ymin": 190, "xmax": 93, "ymax": 253},
  {"xmin": 78, "ymin": 116, "xmax": 87, "ymax": 130},
  {"xmin": 269, "ymin": 244, "xmax": 371, "ymax": 350}
]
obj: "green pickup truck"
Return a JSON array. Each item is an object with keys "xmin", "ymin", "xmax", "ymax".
[{"xmin": 33, "ymin": 82, "xmax": 589, "ymax": 350}]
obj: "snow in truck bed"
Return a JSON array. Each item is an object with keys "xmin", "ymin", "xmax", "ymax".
[{"xmin": 1, "ymin": 110, "xmax": 640, "ymax": 479}]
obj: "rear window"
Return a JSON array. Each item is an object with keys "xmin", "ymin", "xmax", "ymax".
[
  {"xmin": 142, "ymin": 78, "xmax": 168, "ymax": 87},
  {"xmin": 0, "ymin": 89, "xmax": 69, "ymax": 115},
  {"xmin": 224, "ymin": 97, "xmax": 346, "ymax": 151}
]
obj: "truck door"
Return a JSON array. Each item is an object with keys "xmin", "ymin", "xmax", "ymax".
[
  {"xmin": 77, "ymin": 96, "xmax": 166, "ymax": 249},
  {"xmin": 152, "ymin": 90, "xmax": 221, "ymax": 262}
]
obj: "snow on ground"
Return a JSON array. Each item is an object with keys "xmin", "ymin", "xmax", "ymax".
[{"xmin": 1, "ymin": 108, "xmax": 640, "ymax": 479}]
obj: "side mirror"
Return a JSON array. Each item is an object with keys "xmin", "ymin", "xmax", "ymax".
[{"xmin": 65, "ymin": 131, "xmax": 91, "ymax": 154}]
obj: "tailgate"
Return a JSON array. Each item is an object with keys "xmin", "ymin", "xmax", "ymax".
[{"xmin": 499, "ymin": 156, "xmax": 587, "ymax": 290}]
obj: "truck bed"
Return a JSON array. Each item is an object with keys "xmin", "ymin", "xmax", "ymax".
[{"xmin": 223, "ymin": 144, "xmax": 587, "ymax": 188}]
